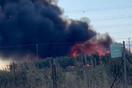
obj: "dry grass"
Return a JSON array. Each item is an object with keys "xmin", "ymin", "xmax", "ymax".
[{"xmin": 0, "ymin": 57, "xmax": 132, "ymax": 88}]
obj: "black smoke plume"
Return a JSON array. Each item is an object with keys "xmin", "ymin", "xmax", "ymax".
[{"xmin": 0, "ymin": 0, "xmax": 96, "ymax": 59}]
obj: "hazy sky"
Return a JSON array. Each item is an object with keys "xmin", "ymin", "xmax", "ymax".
[{"xmin": 58, "ymin": 0, "xmax": 132, "ymax": 43}]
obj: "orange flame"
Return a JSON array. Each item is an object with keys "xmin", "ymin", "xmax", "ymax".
[
  {"xmin": 96, "ymin": 49, "xmax": 105, "ymax": 56},
  {"xmin": 87, "ymin": 64, "xmax": 90, "ymax": 67},
  {"xmin": 72, "ymin": 52, "xmax": 77, "ymax": 57},
  {"xmin": 71, "ymin": 41, "xmax": 109, "ymax": 57}
]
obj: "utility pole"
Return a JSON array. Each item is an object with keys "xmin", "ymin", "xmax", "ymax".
[
  {"xmin": 36, "ymin": 44, "xmax": 39, "ymax": 59},
  {"xmin": 128, "ymin": 38, "xmax": 131, "ymax": 54},
  {"xmin": 123, "ymin": 41, "xmax": 127, "ymax": 88},
  {"xmin": 83, "ymin": 53, "xmax": 89, "ymax": 88},
  {"xmin": 12, "ymin": 62, "xmax": 16, "ymax": 88},
  {"xmin": 51, "ymin": 58, "xmax": 57, "ymax": 88}
]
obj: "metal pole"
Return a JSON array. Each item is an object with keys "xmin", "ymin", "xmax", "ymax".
[
  {"xmin": 83, "ymin": 53, "xmax": 89, "ymax": 88},
  {"xmin": 128, "ymin": 38, "xmax": 131, "ymax": 54},
  {"xmin": 12, "ymin": 62, "xmax": 16, "ymax": 88},
  {"xmin": 52, "ymin": 59, "xmax": 57, "ymax": 88},
  {"xmin": 36, "ymin": 44, "xmax": 39, "ymax": 59},
  {"xmin": 123, "ymin": 41, "xmax": 127, "ymax": 88}
]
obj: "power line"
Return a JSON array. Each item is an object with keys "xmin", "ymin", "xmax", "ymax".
[
  {"xmin": 0, "ymin": 41, "xmax": 84, "ymax": 49},
  {"xmin": 64, "ymin": 7, "xmax": 132, "ymax": 13},
  {"xmin": 65, "ymin": 11, "xmax": 132, "ymax": 22},
  {"xmin": 0, "ymin": 37, "xmax": 131, "ymax": 49},
  {"xmin": 0, "ymin": 44, "xmax": 35, "ymax": 49},
  {"xmin": 92, "ymin": 15, "xmax": 132, "ymax": 21},
  {"xmin": 114, "ymin": 37, "xmax": 129, "ymax": 40},
  {"xmin": 96, "ymin": 23, "xmax": 132, "ymax": 28}
]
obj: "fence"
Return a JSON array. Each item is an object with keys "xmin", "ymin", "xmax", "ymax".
[{"xmin": 0, "ymin": 54, "xmax": 132, "ymax": 88}]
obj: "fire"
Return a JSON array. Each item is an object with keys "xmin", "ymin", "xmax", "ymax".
[
  {"xmin": 96, "ymin": 49, "xmax": 105, "ymax": 56},
  {"xmin": 71, "ymin": 33, "xmax": 113, "ymax": 57},
  {"xmin": 87, "ymin": 64, "xmax": 90, "ymax": 67},
  {"xmin": 72, "ymin": 52, "xmax": 77, "ymax": 57},
  {"xmin": 71, "ymin": 41, "xmax": 110, "ymax": 57}
]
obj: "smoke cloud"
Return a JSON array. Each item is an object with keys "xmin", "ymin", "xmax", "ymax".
[{"xmin": 0, "ymin": 0, "xmax": 97, "ymax": 59}]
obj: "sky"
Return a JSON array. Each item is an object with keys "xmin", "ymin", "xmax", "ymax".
[{"xmin": 58, "ymin": 0, "xmax": 132, "ymax": 43}]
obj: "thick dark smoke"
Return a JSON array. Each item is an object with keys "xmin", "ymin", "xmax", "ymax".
[{"xmin": 0, "ymin": 0, "xmax": 96, "ymax": 59}]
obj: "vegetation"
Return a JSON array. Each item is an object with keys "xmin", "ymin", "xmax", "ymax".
[{"xmin": 0, "ymin": 54, "xmax": 132, "ymax": 88}]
